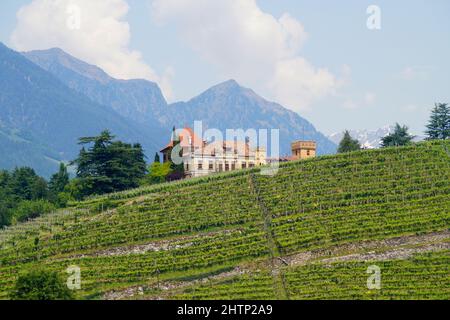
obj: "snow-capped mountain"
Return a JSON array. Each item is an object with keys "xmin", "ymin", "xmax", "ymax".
[
  {"xmin": 328, "ymin": 126, "xmax": 395, "ymax": 149},
  {"xmin": 328, "ymin": 126, "xmax": 425, "ymax": 149}
]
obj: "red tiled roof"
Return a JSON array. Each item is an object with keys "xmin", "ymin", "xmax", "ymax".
[{"xmin": 160, "ymin": 127, "xmax": 203, "ymax": 152}]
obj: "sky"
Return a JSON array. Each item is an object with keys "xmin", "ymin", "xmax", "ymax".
[{"xmin": 1, "ymin": 0, "xmax": 449, "ymax": 136}]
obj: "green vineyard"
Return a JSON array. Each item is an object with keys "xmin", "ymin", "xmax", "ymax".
[
  {"xmin": 172, "ymin": 251, "xmax": 450, "ymax": 300},
  {"xmin": 0, "ymin": 141, "xmax": 449, "ymax": 300}
]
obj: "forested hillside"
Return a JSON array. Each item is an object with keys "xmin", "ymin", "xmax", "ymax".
[
  {"xmin": 0, "ymin": 43, "xmax": 160, "ymax": 177},
  {"xmin": 0, "ymin": 141, "xmax": 449, "ymax": 300}
]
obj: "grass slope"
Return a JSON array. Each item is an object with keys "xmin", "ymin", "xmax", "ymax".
[{"xmin": 0, "ymin": 141, "xmax": 449, "ymax": 300}]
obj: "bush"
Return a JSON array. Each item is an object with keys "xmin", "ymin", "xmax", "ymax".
[
  {"xmin": 13, "ymin": 200, "xmax": 56, "ymax": 223},
  {"xmin": 55, "ymin": 192, "xmax": 71, "ymax": 208},
  {"xmin": 10, "ymin": 270, "xmax": 74, "ymax": 300}
]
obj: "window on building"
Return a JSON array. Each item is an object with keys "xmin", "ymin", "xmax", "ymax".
[
  {"xmin": 209, "ymin": 161, "xmax": 214, "ymax": 170},
  {"xmin": 225, "ymin": 162, "xmax": 230, "ymax": 171},
  {"xmin": 186, "ymin": 164, "xmax": 189, "ymax": 171},
  {"xmin": 219, "ymin": 164, "xmax": 223, "ymax": 172},
  {"xmin": 231, "ymin": 162, "xmax": 236, "ymax": 170},
  {"xmin": 198, "ymin": 162, "xmax": 203, "ymax": 170},
  {"xmin": 307, "ymin": 150, "xmax": 311, "ymax": 156},
  {"xmin": 249, "ymin": 163, "xmax": 255, "ymax": 168},
  {"xmin": 242, "ymin": 162, "xmax": 247, "ymax": 169}
]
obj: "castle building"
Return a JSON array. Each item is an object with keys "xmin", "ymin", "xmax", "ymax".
[
  {"xmin": 291, "ymin": 141, "xmax": 317, "ymax": 160},
  {"xmin": 160, "ymin": 127, "xmax": 267, "ymax": 178},
  {"xmin": 267, "ymin": 140, "xmax": 317, "ymax": 163}
]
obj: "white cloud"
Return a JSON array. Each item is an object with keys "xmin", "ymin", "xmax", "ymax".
[
  {"xmin": 11, "ymin": 0, "xmax": 173, "ymax": 99},
  {"xmin": 151, "ymin": 0, "xmax": 338, "ymax": 112},
  {"xmin": 269, "ymin": 57, "xmax": 336, "ymax": 110}
]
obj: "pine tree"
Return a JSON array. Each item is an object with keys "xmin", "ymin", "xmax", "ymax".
[
  {"xmin": 381, "ymin": 123, "xmax": 415, "ymax": 147},
  {"xmin": 337, "ymin": 130, "xmax": 361, "ymax": 153},
  {"xmin": 154, "ymin": 152, "xmax": 161, "ymax": 163},
  {"xmin": 425, "ymin": 103, "xmax": 450, "ymax": 140}
]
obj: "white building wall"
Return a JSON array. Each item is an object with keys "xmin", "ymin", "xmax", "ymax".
[{"xmin": 182, "ymin": 151, "xmax": 263, "ymax": 178}]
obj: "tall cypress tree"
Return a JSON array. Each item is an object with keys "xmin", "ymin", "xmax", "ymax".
[{"xmin": 425, "ymin": 103, "xmax": 450, "ymax": 140}]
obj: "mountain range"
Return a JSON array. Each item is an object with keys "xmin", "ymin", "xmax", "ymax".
[
  {"xmin": 0, "ymin": 43, "xmax": 162, "ymax": 177},
  {"xmin": 0, "ymin": 42, "xmax": 336, "ymax": 177},
  {"xmin": 23, "ymin": 47, "xmax": 337, "ymax": 156},
  {"xmin": 327, "ymin": 126, "xmax": 395, "ymax": 149},
  {"xmin": 328, "ymin": 126, "xmax": 425, "ymax": 149}
]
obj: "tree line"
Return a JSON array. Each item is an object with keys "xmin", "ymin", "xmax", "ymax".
[
  {"xmin": 0, "ymin": 165, "xmax": 68, "ymax": 227},
  {"xmin": 0, "ymin": 129, "xmax": 185, "ymax": 228},
  {"xmin": 338, "ymin": 103, "xmax": 449, "ymax": 153}
]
